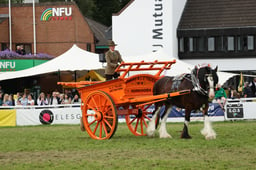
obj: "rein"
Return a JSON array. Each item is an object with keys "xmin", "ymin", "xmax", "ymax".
[{"xmin": 190, "ymin": 71, "xmax": 208, "ymax": 96}]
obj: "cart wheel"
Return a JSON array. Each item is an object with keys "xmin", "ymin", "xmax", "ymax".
[
  {"xmin": 125, "ymin": 104, "xmax": 154, "ymax": 136},
  {"xmin": 82, "ymin": 91, "xmax": 118, "ymax": 140}
]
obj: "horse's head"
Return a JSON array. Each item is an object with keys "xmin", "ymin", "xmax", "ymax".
[{"xmin": 193, "ymin": 64, "xmax": 218, "ymax": 100}]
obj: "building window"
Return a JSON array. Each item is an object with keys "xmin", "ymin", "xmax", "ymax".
[
  {"xmin": 248, "ymin": 35, "xmax": 254, "ymax": 50},
  {"xmin": 216, "ymin": 36, "xmax": 225, "ymax": 51},
  {"xmin": 227, "ymin": 36, "xmax": 234, "ymax": 51},
  {"xmin": 16, "ymin": 43, "xmax": 31, "ymax": 55},
  {"xmin": 237, "ymin": 36, "xmax": 242, "ymax": 51},
  {"xmin": 179, "ymin": 37, "xmax": 184, "ymax": 52},
  {"xmin": 242, "ymin": 36, "xmax": 248, "ymax": 50},
  {"xmin": 197, "ymin": 37, "xmax": 204, "ymax": 52},
  {"xmin": 87, "ymin": 43, "xmax": 91, "ymax": 51},
  {"xmin": 208, "ymin": 37, "xmax": 215, "ymax": 51},
  {"xmin": 189, "ymin": 38, "xmax": 193, "ymax": 52},
  {"xmin": 1, "ymin": 43, "xmax": 9, "ymax": 51}
]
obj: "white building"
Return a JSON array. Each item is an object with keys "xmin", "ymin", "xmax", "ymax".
[{"xmin": 112, "ymin": 0, "xmax": 256, "ymax": 73}]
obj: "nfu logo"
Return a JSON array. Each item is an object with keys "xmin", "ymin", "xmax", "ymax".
[
  {"xmin": 0, "ymin": 61, "xmax": 16, "ymax": 71},
  {"xmin": 41, "ymin": 7, "xmax": 72, "ymax": 21}
]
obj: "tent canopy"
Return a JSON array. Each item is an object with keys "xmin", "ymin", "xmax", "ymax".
[
  {"xmin": 122, "ymin": 48, "xmax": 237, "ymax": 85},
  {"xmin": 0, "ymin": 46, "xmax": 238, "ymax": 85},
  {"xmin": 0, "ymin": 44, "xmax": 103, "ymax": 81}
]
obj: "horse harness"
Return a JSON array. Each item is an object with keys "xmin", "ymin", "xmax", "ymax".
[{"xmin": 168, "ymin": 65, "xmax": 214, "ymax": 96}]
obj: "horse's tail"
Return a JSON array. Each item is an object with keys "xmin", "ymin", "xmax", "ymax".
[{"xmin": 153, "ymin": 103, "xmax": 161, "ymax": 129}]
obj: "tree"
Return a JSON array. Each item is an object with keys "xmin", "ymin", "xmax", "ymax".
[
  {"xmin": 0, "ymin": 0, "xmax": 24, "ymax": 3},
  {"xmin": 74, "ymin": 0, "xmax": 96, "ymax": 19},
  {"xmin": 92, "ymin": 0, "xmax": 121, "ymax": 26}
]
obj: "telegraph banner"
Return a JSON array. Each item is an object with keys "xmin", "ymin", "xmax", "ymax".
[
  {"xmin": 16, "ymin": 107, "xmax": 82, "ymax": 126},
  {"xmin": 0, "ymin": 109, "xmax": 16, "ymax": 126}
]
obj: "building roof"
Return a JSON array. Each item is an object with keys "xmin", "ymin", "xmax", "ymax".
[
  {"xmin": 178, "ymin": 0, "xmax": 256, "ymax": 30},
  {"xmin": 85, "ymin": 17, "xmax": 110, "ymax": 48}
]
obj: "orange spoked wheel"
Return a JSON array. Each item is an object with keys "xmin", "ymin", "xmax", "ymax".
[
  {"xmin": 82, "ymin": 91, "xmax": 118, "ymax": 140},
  {"xmin": 125, "ymin": 104, "xmax": 154, "ymax": 136}
]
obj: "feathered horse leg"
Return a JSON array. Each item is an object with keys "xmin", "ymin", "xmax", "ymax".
[{"xmin": 200, "ymin": 104, "xmax": 216, "ymax": 140}]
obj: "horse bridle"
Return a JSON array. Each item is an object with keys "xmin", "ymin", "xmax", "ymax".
[{"xmin": 191, "ymin": 66, "xmax": 214, "ymax": 96}]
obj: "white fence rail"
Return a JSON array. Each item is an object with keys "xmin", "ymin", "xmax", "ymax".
[{"xmin": 1, "ymin": 99, "xmax": 256, "ymax": 127}]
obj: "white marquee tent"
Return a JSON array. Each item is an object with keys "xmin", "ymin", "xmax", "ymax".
[
  {"xmin": 122, "ymin": 48, "xmax": 237, "ymax": 85},
  {"xmin": 0, "ymin": 44, "xmax": 103, "ymax": 81}
]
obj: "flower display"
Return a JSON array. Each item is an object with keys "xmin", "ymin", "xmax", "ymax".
[{"xmin": 0, "ymin": 50, "xmax": 54, "ymax": 59}]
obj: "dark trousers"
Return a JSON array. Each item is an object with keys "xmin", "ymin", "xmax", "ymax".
[{"xmin": 105, "ymin": 72, "xmax": 120, "ymax": 80}]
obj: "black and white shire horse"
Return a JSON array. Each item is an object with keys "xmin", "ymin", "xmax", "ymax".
[{"xmin": 146, "ymin": 64, "xmax": 218, "ymax": 140}]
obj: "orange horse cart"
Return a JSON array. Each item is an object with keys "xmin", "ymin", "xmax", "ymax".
[{"xmin": 58, "ymin": 60, "xmax": 190, "ymax": 140}]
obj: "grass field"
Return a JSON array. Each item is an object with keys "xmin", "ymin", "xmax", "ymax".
[{"xmin": 0, "ymin": 120, "xmax": 256, "ymax": 170}]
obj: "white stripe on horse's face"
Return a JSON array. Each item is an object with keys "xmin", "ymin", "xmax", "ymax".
[{"xmin": 207, "ymin": 75, "xmax": 215, "ymax": 100}]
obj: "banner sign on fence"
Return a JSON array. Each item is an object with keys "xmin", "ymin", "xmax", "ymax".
[
  {"xmin": 226, "ymin": 103, "xmax": 244, "ymax": 118},
  {"xmin": 16, "ymin": 107, "xmax": 82, "ymax": 126},
  {"xmin": 167, "ymin": 103, "xmax": 224, "ymax": 117}
]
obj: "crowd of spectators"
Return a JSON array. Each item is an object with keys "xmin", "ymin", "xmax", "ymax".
[
  {"xmin": 0, "ymin": 86, "xmax": 81, "ymax": 107},
  {"xmin": 224, "ymin": 77, "xmax": 256, "ymax": 99},
  {"xmin": 212, "ymin": 78, "xmax": 256, "ymax": 110}
]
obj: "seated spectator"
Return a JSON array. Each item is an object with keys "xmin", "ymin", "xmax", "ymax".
[
  {"xmin": 243, "ymin": 82, "xmax": 253, "ymax": 98},
  {"xmin": 214, "ymin": 84, "xmax": 227, "ymax": 110},
  {"xmin": 2, "ymin": 93, "xmax": 13, "ymax": 106},
  {"xmin": 0, "ymin": 93, "xmax": 3, "ymax": 106},
  {"xmin": 71, "ymin": 94, "xmax": 81, "ymax": 104},
  {"xmin": 8, "ymin": 94, "xmax": 15, "ymax": 106},
  {"xmin": 64, "ymin": 89, "xmax": 73, "ymax": 99},
  {"xmin": 63, "ymin": 94, "xmax": 71, "ymax": 104},
  {"xmin": 46, "ymin": 92, "xmax": 51, "ymax": 104},
  {"xmin": 249, "ymin": 77, "xmax": 256, "ymax": 97},
  {"xmin": 37, "ymin": 92, "xmax": 48, "ymax": 106},
  {"xmin": 59, "ymin": 94, "xmax": 65, "ymax": 104},
  {"xmin": 19, "ymin": 93, "xmax": 28, "ymax": 106},
  {"xmin": 27, "ymin": 94, "xmax": 35, "ymax": 106},
  {"xmin": 49, "ymin": 91, "xmax": 61, "ymax": 105},
  {"xmin": 14, "ymin": 92, "xmax": 22, "ymax": 105},
  {"xmin": 227, "ymin": 86, "xmax": 234, "ymax": 98},
  {"xmin": 16, "ymin": 45, "xmax": 25, "ymax": 55}
]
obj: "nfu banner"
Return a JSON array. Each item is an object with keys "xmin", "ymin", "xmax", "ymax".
[{"xmin": 16, "ymin": 107, "xmax": 82, "ymax": 126}]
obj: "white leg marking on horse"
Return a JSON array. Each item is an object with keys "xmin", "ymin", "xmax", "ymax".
[
  {"xmin": 159, "ymin": 107, "xmax": 172, "ymax": 138},
  {"xmin": 201, "ymin": 115, "xmax": 216, "ymax": 140},
  {"xmin": 146, "ymin": 107, "xmax": 161, "ymax": 137},
  {"xmin": 207, "ymin": 76, "xmax": 215, "ymax": 100}
]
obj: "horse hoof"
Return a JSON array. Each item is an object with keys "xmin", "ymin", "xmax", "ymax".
[
  {"xmin": 180, "ymin": 134, "xmax": 192, "ymax": 139},
  {"xmin": 159, "ymin": 134, "xmax": 172, "ymax": 138},
  {"xmin": 200, "ymin": 129, "xmax": 207, "ymax": 136},
  {"xmin": 146, "ymin": 130, "xmax": 155, "ymax": 137},
  {"xmin": 205, "ymin": 135, "xmax": 216, "ymax": 140}
]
